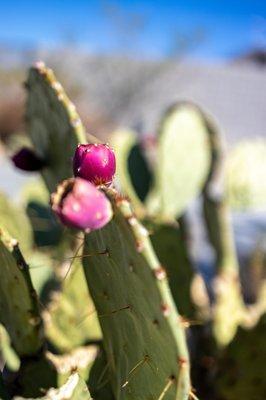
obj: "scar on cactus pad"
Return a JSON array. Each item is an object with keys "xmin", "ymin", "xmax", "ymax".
[
  {"xmin": 73, "ymin": 143, "xmax": 116, "ymax": 186},
  {"xmin": 51, "ymin": 177, "xmax": 113, "ymax": 232}
]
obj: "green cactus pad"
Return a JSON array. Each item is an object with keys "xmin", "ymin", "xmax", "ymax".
[
  {"xmin": 146, "ymin": 102, "xmax": 211, "ymax": 220},
  {"xmin": 226, "ymin": 139, "xmax": 266, "ymax": 210},
  {"xmin": 44, "ymin": 261, "xmax": 101, "ymax": 352},
  {"xmin": 26, "ymin": 201, "xmax": 63, "ymax": 247},
  {"xmin": 83, "ymin": 189, "xmax": 191, "ymax": 400},
  {"xmin": 149, "ymin": 219, "xmax": 196, "ymax": 319},
  {"xmin": 88, "ymin": 346, "xmax": 115, "ymax": 400},
  {"xmin": 21, "ymin": 179, "xmax": 62, "ymax": 247},
  {"xmin": 14, "ymin": 373, "xmax": 92, "ymax": 400},
  {"xmin": 0, "ymin": 193, "xmax": 33, "ymax": 254},
  {"xmin": 201, "ymin": 112, "xmax": 246, "ymax": 346},
  {"xmin": 212, "ymin": 271, "xmax": 245, "ymax": 347},
  {"xmin": 201, "ymin": 113, "xmax": 237, "ymax": 274},
  {"xmin": 0, "ymin": 324, "xmax": 20, "ymax": 372},
  {"xmin": 111, "ymin": 129, "xmax": 151, "ymax": 217},
  {"xmin": 27, "ymin": 251, "xmax": 55, "ymax": 302},
  {"xmin": 0, "ymin": 229, "xmax": 44, "ymax": 356},
  {"xmin": 25, "ymin": 62, "xmax": 89, "ymax": 193},
  {"xmin": 0, "ymin": 231, "xmax": 62, "ymax": 398}
]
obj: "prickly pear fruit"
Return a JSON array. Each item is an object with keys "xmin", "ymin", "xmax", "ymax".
[
  {"xmin": 51, "ymin": 178, "xmax": 113, "ymax": 232},
  {"xmin": 11, "ymin": 148, "xmax": 46, "ymax": 171},
  {"xmin": 73, "ymin": 143, "xmax": 116, "ymax": 186}
]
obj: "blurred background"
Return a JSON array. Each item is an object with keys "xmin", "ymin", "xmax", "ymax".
[
  {"xmin": 0, "ymin": 0, "xmax": 266, "ymax": 140},
  {"xmin": 0, "ymin": 0, "xmax": 266, "ymax": 271}
]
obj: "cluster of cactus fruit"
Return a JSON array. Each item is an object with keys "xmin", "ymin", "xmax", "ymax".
[{"xmin": 0, "ymin": 62, "xmax": 265, "ymax": 400}]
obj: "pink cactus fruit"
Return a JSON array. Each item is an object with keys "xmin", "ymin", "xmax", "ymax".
[
  {"xmin": 73, "ymin": 143, "xmax": 116, "ymax": 186},
  {"xmin": 51, "ymin": 178, "xmax": 113, "ymax": 232},
  {"xmin": 11, "ymin": 147, "xmax": 46, "ymax": 171}
]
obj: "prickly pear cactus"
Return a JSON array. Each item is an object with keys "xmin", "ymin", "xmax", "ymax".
[
  {"xmin": 0, "ymin": 193, "xmax": 33, "ymax": 254},
  {"xmin": 146, "ymin": 102, "xmax": 211, "ymax": 220},
  {"xmin": 24, "ymin": 64, "xmax": 103, "ymax": 352},
  {"xmin": 88, "ymin": 346, "xmax": 115, "ymax": 400},
  {"xmin": 0, "ymin": 324, "xmax": 20, "ymax": 372},
  {"xmin": 25, "ymin": 61, "xmax": 96, "ymax": 193},
  {"xmin": 226, "ymin": 139, "xmax": 266, "ymax": 210},
  {"xmin": 21, "ymin": 180, "xmax": 59, "ymax": 248},
  {"xmin": 0, "ymin": 229, "xmax": 43, "ymax": 356},
  {"xmin": 44, "ymin": 260, "xmax": 101, "ymax": 352},
  {"xmin": 83, "ymin": 189, "xmax": 191, "ymax": 400},
  {"xmin": 149, "ymin": 219, "xmax": 196, "ymax": 319},
  {"xmin": 0, "ymin": 229, "xmax": 60, "ymax": 397},
  {"xmin": 6, "ymin": 60, "xmax": 266, "ymax": 400},
  {"xmin": 201, "ymin": 112, "xmax": 245, "ymax": 346}
]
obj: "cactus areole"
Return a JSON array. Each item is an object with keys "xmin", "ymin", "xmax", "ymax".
[
  {"xmin": 73, "ymin": 143, "xmax": 116, "ymax": 186},
  {"xmin": 51, "ymin": 177, "xmax": 113, "ymax": 232}
]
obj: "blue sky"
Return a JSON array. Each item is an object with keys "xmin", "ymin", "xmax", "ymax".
[{"xmin": 1, "ymin": 0, "xmax": 266, "ymax": 60}]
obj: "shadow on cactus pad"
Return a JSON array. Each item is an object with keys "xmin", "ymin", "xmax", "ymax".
[
  {"xmin": 127, "ymin": 143, "xmax": 152, "ymax": 202},
  {"xmin": 26, "ymin": 201, "xmax": 63, "ymax": 247}
]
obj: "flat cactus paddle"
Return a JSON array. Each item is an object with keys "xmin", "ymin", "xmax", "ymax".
[
  {"xmin": 146, "ymin": 102, "xmax": 211, "ymax": 220},
  {"xmin": 82, "ymin": 189, "xmax": 191, "ymax": 400}
]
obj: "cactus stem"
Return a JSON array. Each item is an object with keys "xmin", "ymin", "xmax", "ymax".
[
  {"xmin": 157, "ymin": 376, "xmax": 175, "ymax": 400},
  {"xmin": 122, "ymin": 355, "xmax": 150, "ymax": 388}
]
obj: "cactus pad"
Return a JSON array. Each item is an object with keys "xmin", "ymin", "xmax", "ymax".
[
  {"xmin": 25, "ymin": 62, "xmax": 88, "ymax": 193},
  {"xmin": 200, "ymin": 110, "xmax": 247, "ymax": 346},
  {"xmin": 226, "ymin": 139, "xmax": 266, "ymax": 210},
  {"xmin": 44, "ymin": 261, "xmax": 101, "ymax": 352},
  {"xmin": 0, "ymin": 324, "xmax": 20, "ymax": 372},
  {"xmin": 0, "ymin": 229, "xmax": 43, "ymax": 356},
  {"xmin": 146, "ymin": 102, "xmax": 211, "ymax": 220},
  {"xmin": 0, "ymin": 193, "xmax": 33, "ymax": 254},
  {"xmin": 150, "ymin": 220, "xmax": 196, "ymax": 319},
  {"xmin": 82, "ymin": 189, "xmax": 191, "ymax": 400}
]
